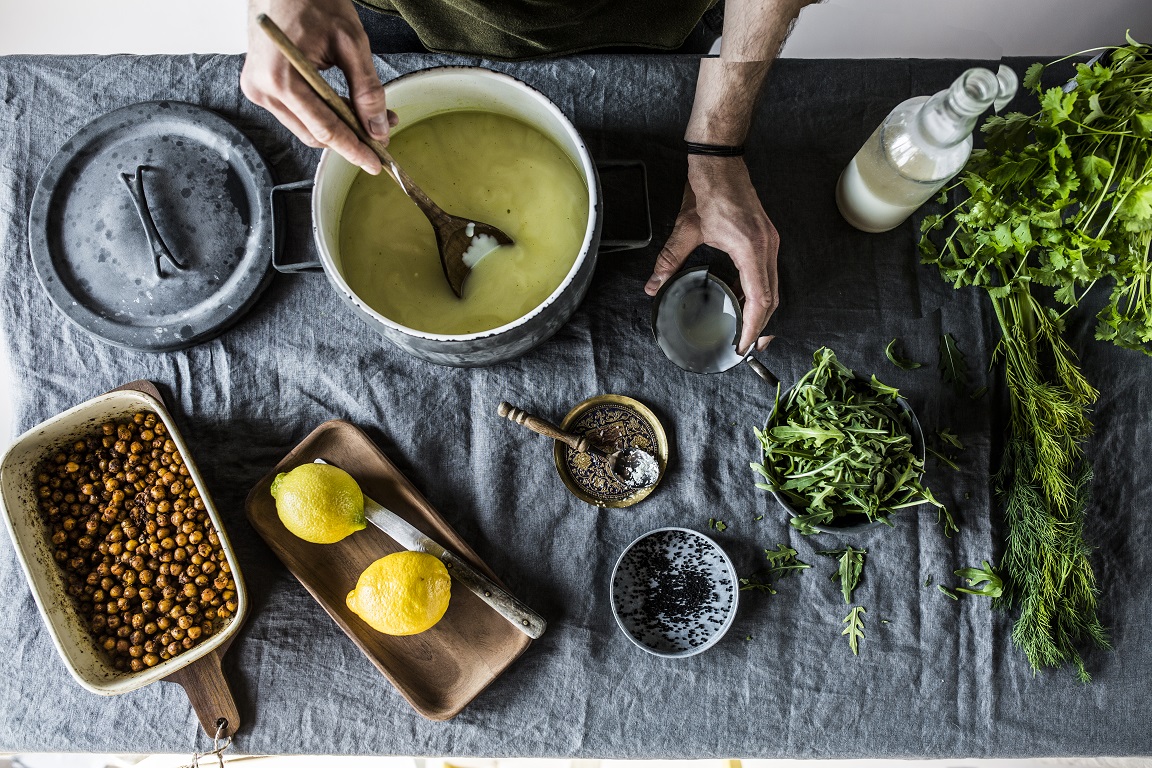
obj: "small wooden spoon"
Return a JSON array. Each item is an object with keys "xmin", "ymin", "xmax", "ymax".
[
  {"xmin": 257, "ymin": 14, "xmax": 512, "ymax": 297},
  {"xmin": 497, "ymin": 402, "xmax": 659, "ymax": 489}
]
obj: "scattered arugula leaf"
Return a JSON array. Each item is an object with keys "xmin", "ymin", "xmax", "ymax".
[
  {"xmin": 939, "ymin": 333, "xmax": 970, "ymax": 396},
  {"xmin": 763, "ymin": 543, "xmax": 811, "ymax": 578},
  {"xmin": 924, "ymin": 574, "xmax": 933, "ymax": 587},
  {"xmin": 819, "ymin": 546, "xmax": 866, "ymax": 604},
  {"xmin": 955, "ymin": 560, "xmax": 1005, "ymax": 598},
  {"xmin": 885, "ymin": 338, "xmax": 923, "ymax": 369},
  {"xmin": 842, "ymin": 606, "xmax": 866, "ymax": 655},
  {"xmin": 926, "ymin": 445, "xmax": 961, "ymax": 472},
  {"xmin": 739, "ymin": 577, "xmax": 776, "ymax": 595},
  {"xmin": 740, "ymin": 543, "xmax": 810, "ymax": 595},
  {"xmin": 707, "ymin": 518, "xmax": 727, "ymax": 532},
  {"xmin": 938, "ymin": 585, "xmax": 959, "ymax": 601},
  {"xmin": 938, "ymin": 428, "xmax": 964, "ymax": 451}
]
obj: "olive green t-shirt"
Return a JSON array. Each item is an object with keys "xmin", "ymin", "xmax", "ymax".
[{"xmin": 355, "ymin": 0, "xmax": 715, "ymax": 60}]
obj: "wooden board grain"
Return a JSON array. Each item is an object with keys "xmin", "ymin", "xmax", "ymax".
[{"xmin": 244, "ymin": 420, "xmax": 533, "ymax": 721}]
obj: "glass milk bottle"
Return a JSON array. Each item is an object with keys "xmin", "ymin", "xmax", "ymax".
[{"xmin": 836, "ymin": 65, "xmax": 1017, "ymax": 233}]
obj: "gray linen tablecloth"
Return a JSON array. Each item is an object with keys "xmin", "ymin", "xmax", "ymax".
[{"xmin": 0, "ymin": 53, "xmax": 1149, "ymax": 758}]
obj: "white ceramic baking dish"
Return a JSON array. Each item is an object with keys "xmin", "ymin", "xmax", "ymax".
[{"xmin": 0, "ymin": 386, "xmax": 247, "ymax": 697}]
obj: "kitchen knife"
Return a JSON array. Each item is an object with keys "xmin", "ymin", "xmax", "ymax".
[
  {"xmin": 312, "ymin": 460, "xmax": 546, "ymax": 639},
  {"xmin": 361, "ymin": 496, "xmax": 547, "ymax": 639}
]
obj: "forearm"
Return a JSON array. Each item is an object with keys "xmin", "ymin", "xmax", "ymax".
[{"xmin": 685, "ymin": 0, "xmax": 816, "ymax": 144}]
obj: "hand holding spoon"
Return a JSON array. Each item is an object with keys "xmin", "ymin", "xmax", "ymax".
[
  {"xmin": 256, "ymin": 14, "xmax": 512, "ymax": 297},
  {"xmin": 497, "ymin": 402, "xmax": 661, "ymax": 489}
]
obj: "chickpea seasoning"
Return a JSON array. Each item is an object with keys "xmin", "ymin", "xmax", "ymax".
[{"xmin": 35, "ymin": 412, "xmax": 237, "ymax": 673}]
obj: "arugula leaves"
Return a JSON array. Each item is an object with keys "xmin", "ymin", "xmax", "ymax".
[
  {"xmin": 842, "ymin": 606, "xmax": 866, "ymax": 655},
  {"xmin": 739, "ymin": 543, "xmax": 810, "ymax": 594},
  {"xmin": 928, "ymin": 428, "xmax": 964, "ymax": 471},
  {"xmin": 752, "ymin": 347, "xmax": 947, "ymax": 533},
  {"xmin": 764, "ymin": 543, "xmax": 811, "ymax": 577},
  {"xmin": 938, "ymin": 428, "xmax": 964, "ymax": 451},
  {"xmin": 939, "ymin": 333, "xmax": 970, "ymax": 396},
  {"xmin": 955, "ymin": 560, "xmax": 1004, "ymax": 598},
  {"xmin": 819, "ymin": 546, "xmax": 867, "ymax": 604},
  {"xmin": 885, "ymin": 338, "xmax": 923, "ymax": 369}
]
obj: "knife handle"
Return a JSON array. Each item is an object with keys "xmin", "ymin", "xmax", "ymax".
[{"xmin": 440, "ymin": 550, "xmax": 547, "ymax": 639}]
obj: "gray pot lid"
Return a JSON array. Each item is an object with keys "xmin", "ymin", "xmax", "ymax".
[{"xmin": 28, "ymin": 101, "xmax": 275, "ymax": 352}]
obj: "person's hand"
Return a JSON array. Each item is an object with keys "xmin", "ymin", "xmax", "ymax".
[
  {"xmin": 644, "ymin": 155, "xmax": 780, "ymax": 354},
  {"xmin": 240, "ymin": 0, "xmax": 398, "ymax": 174}
]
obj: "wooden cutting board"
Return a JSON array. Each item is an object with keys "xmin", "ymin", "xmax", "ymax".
[{"xmin": 244, "ymin": 420, "xmax": 534, "ymax": 721}]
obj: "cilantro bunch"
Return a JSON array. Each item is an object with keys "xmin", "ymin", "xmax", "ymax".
[
  {"xmin": 918, "ymin": 36, "xmax": 1152, "ymax": 681},
  {"xmin": 922, "ymin": 35, "xmax": 1152, "ymax": 354}
]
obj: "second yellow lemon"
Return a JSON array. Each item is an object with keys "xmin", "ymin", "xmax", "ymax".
[{"xmin": 347, "ymin": 551, "xmax": 452, "ymax": 635}]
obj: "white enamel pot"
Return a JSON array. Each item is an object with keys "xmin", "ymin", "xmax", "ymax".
[{"xmin": 272, "ymin": 66, "xmax": 604, "ymax": 368}]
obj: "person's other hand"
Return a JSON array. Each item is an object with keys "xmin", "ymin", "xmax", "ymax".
[
  {"xmin": 644, "ymin": 156, "xmax": 780, "ymax": 354},
  {"xmin": 240, "ymin": 0, "xmax": 399, "ymax": 174}
]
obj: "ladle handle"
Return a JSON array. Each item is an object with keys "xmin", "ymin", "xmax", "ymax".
[
  {"xmin": 746, "ymin": 357, "xmax": 779, "ymax": 387},
  {"xmin": 255, "ymin": 14, "xmax": 444, "ymax": 219},
  {"xmin": 498, "ymin": 402, "xmax": 592, "ymax": 453}
]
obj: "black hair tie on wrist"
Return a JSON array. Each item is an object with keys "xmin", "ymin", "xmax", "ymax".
[{"xmin": 685, "ymin": 140, "xmax": 745, "ymax": 157}]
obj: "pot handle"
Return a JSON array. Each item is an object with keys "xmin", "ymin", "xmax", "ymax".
[
  {"xmin": 270, "ymin": 179, "xmax": 323, "ymax": 273},
  {"xmin": 597, "ymin": 160, "xmax": 652, "ymax": 253}
]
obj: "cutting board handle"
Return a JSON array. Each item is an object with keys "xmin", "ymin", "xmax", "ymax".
[
  {"xmin": 168, "ymin": 648, "xmax": 241, "ymax": 738},
  {"xmin": 110, "ymin": 378, "xmax": 166, "ymax": 402}
]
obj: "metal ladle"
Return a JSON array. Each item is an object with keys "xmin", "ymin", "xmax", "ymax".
[
  {"xmin": 497, "ymin": 402, "xmax": 659, "ymax": 489},
  {"xmin": 257, "ymin": 14, "xmax": 512, "ymax": 297}
]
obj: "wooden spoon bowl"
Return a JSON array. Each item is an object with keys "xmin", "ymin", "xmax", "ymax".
[{"xmin": 257, "ymin": 14, "xmax": 513, "ymax": 296}]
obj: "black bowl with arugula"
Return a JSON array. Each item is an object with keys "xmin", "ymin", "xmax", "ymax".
[{"xmin": 751, "ymin": 347, "xmax": 940, "ymax": 535}]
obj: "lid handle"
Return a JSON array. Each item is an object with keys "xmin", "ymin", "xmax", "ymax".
[{"xmin": 120, "ymin": 165, "xmax": 190, "ymax": 278}]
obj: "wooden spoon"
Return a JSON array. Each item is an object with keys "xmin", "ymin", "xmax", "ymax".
[
  {"xmin": 256, "ymin": 14, "xmax": 512, "ymax": 297},
  {"xmin": 497, "ymin": 402, "xmax": 660, "ymax": 489}
]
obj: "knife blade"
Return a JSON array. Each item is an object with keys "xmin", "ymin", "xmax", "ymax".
[{"xmin": 361, "ymin": 496, "xmax": 547, "ymax": 639}]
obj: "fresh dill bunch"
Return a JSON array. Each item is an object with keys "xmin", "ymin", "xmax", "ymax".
[
  {"xmin": 917, "ymin": 37, "xmax": 1152, "ymax": 680},
  {"xmin": 995, "ymin": 439, "xmax": 1110, "ymax": 682}
]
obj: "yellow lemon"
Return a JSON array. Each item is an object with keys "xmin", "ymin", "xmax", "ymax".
[
  {"xmin": 270, "ymin": 463, "xmax": 366, "ymax": 544},
  {"xmin": 346, "ymin": 551, "xmax": 451, "ymax": 636}
]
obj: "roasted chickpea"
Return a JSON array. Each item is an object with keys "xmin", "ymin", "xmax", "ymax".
[{"xmin": 37, "ymin": 416, "xmax": 233, "ymax": 670}]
